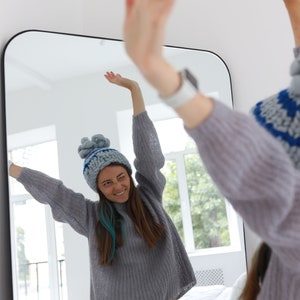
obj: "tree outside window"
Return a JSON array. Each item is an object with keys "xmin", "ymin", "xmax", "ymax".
[{"xmin": 156, "ymin": 119, "xmax": 230, "ymax": 253}]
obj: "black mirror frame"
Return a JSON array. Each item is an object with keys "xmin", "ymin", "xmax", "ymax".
[
  {"xmin": 0, "ymin": 32, "xmax": 14, "ymax": 300},
  {"xmin": 0, "ymin": 29, "xmax": 239, "ymax": 300}
]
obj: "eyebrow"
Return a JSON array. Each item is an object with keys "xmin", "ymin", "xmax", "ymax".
[{"xmin": 100, "ymin": 172, "xmax": 126, "ymax": 184}]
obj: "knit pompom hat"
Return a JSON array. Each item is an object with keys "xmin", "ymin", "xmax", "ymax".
[
  {"xmin": 78, "ymin": 134, "xmax": 132, "ymax": 192},
  {"xmin": 251, "ymin": 58, "xmax": 300, "ymax": 170}
]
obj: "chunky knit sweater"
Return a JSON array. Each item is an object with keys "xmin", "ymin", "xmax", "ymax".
[
  {"xmin": 186, "ymin": 101, "xmax": 300, "ymax": 299},
  {"xmin": 17, "ymin": 112, "xmax": 196, "ymax": 300},
  {"xmin": 18, "ymin": 57, "xmax": 300, "ymax": 300}
]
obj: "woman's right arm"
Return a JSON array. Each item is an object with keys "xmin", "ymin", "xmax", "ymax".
[
  {"xmin": 284, "ymin": 0, "xmax": 300, "ymax": 47},
  {"xmin": 123, "ymin": 0, "xmax": 214, "ymax": 129},
  {"xmin": 123, "ymin": 0, "xmax": 300, "ymax": 270},
  {"xmin": 8, "ymin": 164, "xmax": 93, "ymax": 237}
]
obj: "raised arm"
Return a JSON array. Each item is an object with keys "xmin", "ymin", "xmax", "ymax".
[
  {"xmin": 123, "ymin": 0, "xmax": 214, "ymax": 129},
  {"xmin": 104, "ymin": 71, "xmax": 145, "ymax": 116},
  {"xmin": 7, "ymin": 160, "xmax": 94, "ymax": 237},
  {"xmin": 122, "ymin": 0, "xmax": 300, "ymax": 259},
  {"xmin": 284, "ymin": 0, "xmax": 300, "ymax": 46}
]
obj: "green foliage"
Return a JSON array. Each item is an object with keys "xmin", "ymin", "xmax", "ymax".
[
  {"xmin": 16, "ymin": 226, "xmax": 30, "ymax": 281},
  {"xmin": 162, "ymin": 160, "xmax": 185, "ymax": 243},
  {"xmin": 162, "ymin": 145, "xmax": 230, "ymax": 251},
  {"xmin": 185, "ymin": 153, "xmax": 230, "ymax": 249}
]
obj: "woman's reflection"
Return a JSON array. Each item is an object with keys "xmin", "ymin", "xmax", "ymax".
[{"xmin": 7, "ymin": 72, "xmax": 196, "ymax": 300}]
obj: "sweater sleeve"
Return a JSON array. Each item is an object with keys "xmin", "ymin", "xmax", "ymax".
[
  {"xmin": 17, "ymin": 167, "xmax": 96, "ymax": 237},
  {"xmin": 132, "ymin": 111, "xmax": 166, "ymax": 202},
  {"xmin": 185, "ymin": 100, "xmax": 300, "ymax": 271}
]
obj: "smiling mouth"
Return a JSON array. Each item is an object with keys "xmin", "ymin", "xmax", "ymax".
[{"xmin": 114, "ymin": 190, "xmax": 126, "ymax": 196}]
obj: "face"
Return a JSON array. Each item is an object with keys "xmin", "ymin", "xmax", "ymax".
[{"xmin": 97, "ymin": 165, "xmax": 131, "ymax": 203}]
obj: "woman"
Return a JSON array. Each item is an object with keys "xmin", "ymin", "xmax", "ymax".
[
  {"xmin": 8, "ymin": 72, "xmax": 196, "ymax": 299},
  {"xmin": 123, "ymin": 0, "xmax": 300, "ymax": 299}
]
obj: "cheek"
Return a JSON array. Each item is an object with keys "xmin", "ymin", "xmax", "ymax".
[
  {"xmin": 98, "ymin": 184, "xmax": 110, "ymax": 197},
  {"xmin": 125, "ymin": 178, "xmax": 131, "ymax": 188}
]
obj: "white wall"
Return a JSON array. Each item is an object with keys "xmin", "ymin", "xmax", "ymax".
[{"xmin": 0, "ymin": 0, "xmax": 295, "ymax": 299}]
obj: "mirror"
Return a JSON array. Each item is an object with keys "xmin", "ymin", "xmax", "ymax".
[{"xmin": 3, "ymin": 30, "xmax": 246, "ymax": 300}]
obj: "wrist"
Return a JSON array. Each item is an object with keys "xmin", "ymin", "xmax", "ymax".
[
  {"xmin": 141, "ymin": 58, "xmax": 181, "ymax": 97},
  {"xmin": 161, "ymin": 69, "xmax": 199, "ymax": 109}
]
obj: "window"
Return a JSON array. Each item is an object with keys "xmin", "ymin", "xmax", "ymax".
[
  {"xmin": 8, "ymin": 127, "xmax": 68, "ymax": 300},
  {"xmin": 154, "ymin": 118, "xmax": 232, "ymax": 253},
  {"xmin": 117, "ymin": 105, "xmax": 241, "ymax": 255},
  {"xmin": 117, "ymin": 103, "xmax": 246, "ymax": 286}
]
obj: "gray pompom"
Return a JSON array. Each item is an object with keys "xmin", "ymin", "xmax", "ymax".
[
  {"xmin": 91, "ymin": 134, "xmax": 110, "ymax": 148},
  {"xmin": 78, "ymin": 134, "xmax": 111, "ymax": 159}
]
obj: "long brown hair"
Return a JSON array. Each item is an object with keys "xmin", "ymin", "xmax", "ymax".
[
  {"xmin": 239, "ymin": 242, "xmax": 272, "ymax": 300},
  {"xmin": 95, "ymin": 169, "xmax": 165, "ymax": 266}
]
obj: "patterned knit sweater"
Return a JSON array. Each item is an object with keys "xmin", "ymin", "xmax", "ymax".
[
  {"xmin": 186, "ymin": 98, "xmax": 300, "ymax": 299},
  {"xmin": 17, "ymin": 112, "xmax": 196, "ymax": 300}
]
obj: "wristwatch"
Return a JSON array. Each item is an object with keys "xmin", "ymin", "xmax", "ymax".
[{"xmin": 161, "ymin": 69, "xmax": 199, "ymax": 108}]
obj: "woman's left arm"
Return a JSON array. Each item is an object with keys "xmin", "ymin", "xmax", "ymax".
[
  {"xmin": 133, "ymin": 111, "xmax": 166, "ymax": 201},
  {"xmin": 105, "ymin": 71, "xmax": 166, "ymax": 200}
]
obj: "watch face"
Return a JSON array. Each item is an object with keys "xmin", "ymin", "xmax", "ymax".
[{"xmin": 184, "ymin": 69, "xmax": 198, "ymax": 90}]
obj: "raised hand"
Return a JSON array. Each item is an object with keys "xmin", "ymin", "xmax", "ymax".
[
  {"xmin": 104, "ymin": 71, "xmax": 145, "ymax": 115},
  {"xmin": 123, "ymin": 0, "xmax": 175, "ymax": 74},
  {"xmin": 104, "ymin": 71, "xmax": 138, "ymax": 90},
  {"xmin": 122, "ymin": 0, "xmax": 214, "ymax": 128}
]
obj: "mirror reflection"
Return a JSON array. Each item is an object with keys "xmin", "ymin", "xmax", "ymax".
[{"xmin": 3, "ymin": 31, "xmax": 246, "ymax": 300}]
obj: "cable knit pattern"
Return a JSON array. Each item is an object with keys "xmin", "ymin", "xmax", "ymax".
[{"xmin": 17, "ymin": 111, "xmax": 196, "ymax": 300}]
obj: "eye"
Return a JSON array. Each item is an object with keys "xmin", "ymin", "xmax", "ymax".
[
  {"xmin": 117, "ymin": 174, "xmax": 126, "ymax": 181},
  {"xmin": 102, "ymin": 180, "xmax": 112, "ymax": 187}
]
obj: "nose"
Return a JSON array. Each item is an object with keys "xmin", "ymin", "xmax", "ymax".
[{"xmin": 113, "ymin": 181, "xmax": 123, "ymax": 190}]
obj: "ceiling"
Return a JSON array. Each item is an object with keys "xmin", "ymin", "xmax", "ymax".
[{"xmin": 3, "ymin": 31, "xmax": 133, "ymax": 92}]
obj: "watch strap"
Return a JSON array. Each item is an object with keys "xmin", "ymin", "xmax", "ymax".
[{"xmin": 160, "ymin": 69, "xmax": 199, "ymax": 109}]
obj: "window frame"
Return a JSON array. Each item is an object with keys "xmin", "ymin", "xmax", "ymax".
[
  {"xmin": 117, "ymin": 103, "xmax": 243, "ymax": 257},
  {"xmin": 7, "ymin": 125, "xmax": 64, "ymax": 300},
  {"xmin": 163, "ymin": 147, "xmax": 242, "ymax": 255}
]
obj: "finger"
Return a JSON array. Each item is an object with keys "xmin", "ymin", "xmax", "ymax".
[
  {"xmin": 105, "ymin": 72, "xmax": 114, "ymax": 79},
  {"xmin": 125, "ymin": 0, "xmax": 135, "ymax": 22},
  {"xmin": 126, "ymin": 0, "xmax": 135, "ymax": 13}
]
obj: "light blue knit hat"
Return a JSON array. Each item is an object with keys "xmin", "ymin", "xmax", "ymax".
[
  {"xmin": 251, "ymin": 58, "xmax": 300, "ymax": 169},
  {"xmin": 78, "ymin": 134, "xmax": 132, "ymax": 192}
]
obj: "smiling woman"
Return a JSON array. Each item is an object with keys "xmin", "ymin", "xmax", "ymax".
[
  {"xmin": 97, "ymin": 165, "xmax": 131, "ymax": 203},
  {"xmin": 2, "ymin": 30, "xmax": 246, "ymax": 299}
]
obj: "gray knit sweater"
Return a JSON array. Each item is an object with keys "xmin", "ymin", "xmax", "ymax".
[
  {"xmin": 17, "ymin": 112, "xmax": 196, "ymax": 300},
  {"xmin": 186, "ymin": 102, "xmax": 300, "ymax": 298}
]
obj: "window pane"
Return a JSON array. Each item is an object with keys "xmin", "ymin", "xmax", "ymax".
[
  {"xmin": 55, "ymin": 222, "xmax": 68, "ymax": 300},
  {"xmin": 154, "ymin": 118, "xmax": 190, "ymax": 153},
  {"xmin": 184, "ymin": 153, "xmax": 230, "ymax": 249},
  {"xmin": 13, "ymin": 199, "xmax": 51, "ymax": 300},
  {"xmin": 9, "ymin": 137, "xmax": 67, "ymax": 299},
  {"xmin": 161, "ymin": 160, "xmax": 185, "ymax": 244},
  {"xmin": 9, "ymin": 141, "xmax": 59, "ymax": 196}
]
